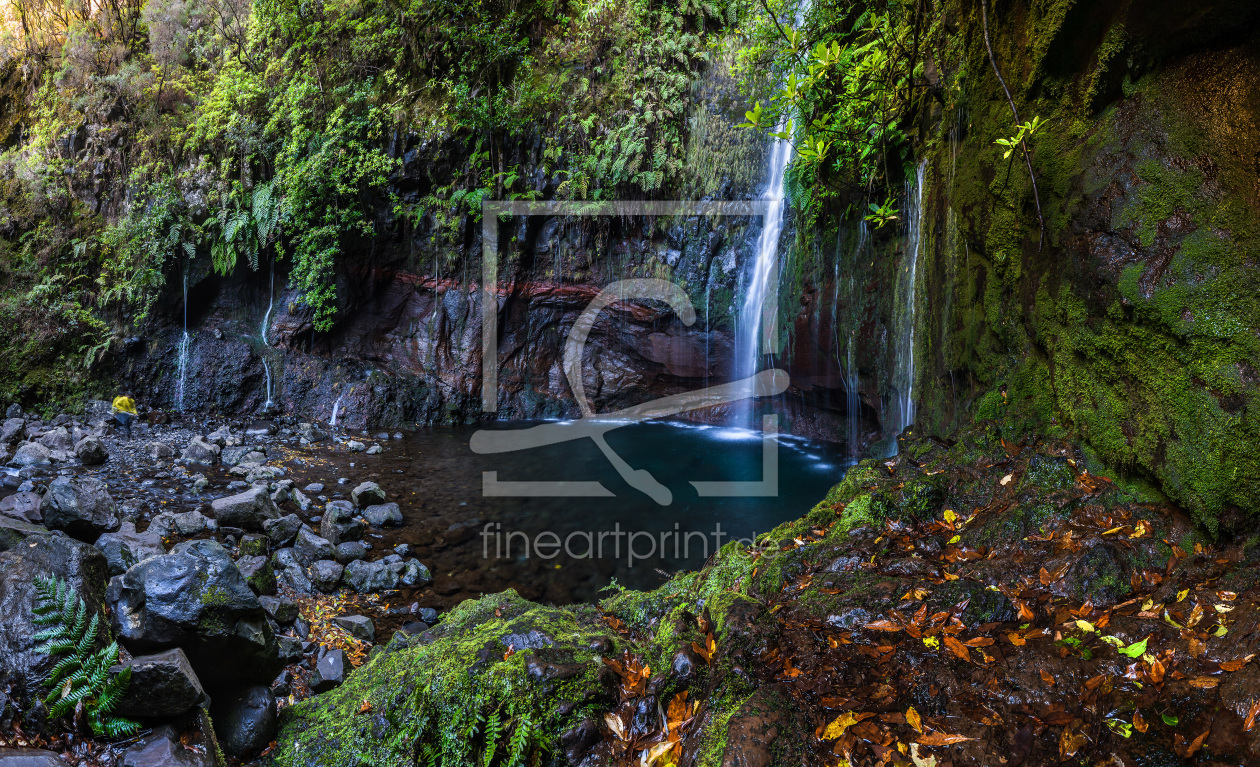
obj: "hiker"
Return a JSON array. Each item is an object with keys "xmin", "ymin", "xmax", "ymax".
[{"xmin": 111, "ymin": 393, "xmax": 137, "ymax": 440}]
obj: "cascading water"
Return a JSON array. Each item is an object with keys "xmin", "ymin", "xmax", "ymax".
[
  {"xmin": 174, "ymin": 273, "xmax": 191, "ymax": 411},
  {"xmin": 890, "ymin": 160, "xmax": 927, "ymax": 444},
  {"xmin": 329, "ymin": 393, "xmax": 345, "ymax": 427},
  {"xmin": 260, "ymin": 261, "xmax": 276, "ymax": 410},
  {"xmin": 844, "ymin": 221, "xmax": 867, "ymax": 459}
]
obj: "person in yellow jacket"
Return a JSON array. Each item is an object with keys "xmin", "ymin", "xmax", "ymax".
[{"xmin": 111, "ymin": 393, "xmax": 138, "ymax": 440}]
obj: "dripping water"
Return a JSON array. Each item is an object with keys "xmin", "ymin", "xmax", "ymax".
[
  {"xmin": 174, "ymin": 272, "xmax": 191, "ymax": 411},
  {"xmin": 329, "ymin": 393, "xmax": 345, "ymax": 427},
  {"xmin": 891, "ymin": 160, "xmax": 927, "ymax": 445},
  {"xmin": 260, "ymin": 260, "xmax": 276, "ymax": 410}
]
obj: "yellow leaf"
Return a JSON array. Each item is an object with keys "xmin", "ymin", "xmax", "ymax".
[
  {"xmin": 948, "ymin": 535, "xmax": 961, "ymax": 545},
  {"xmin": 906, "ymin": 706, "xmax": 923, "ymax": 733},
  {"xmin": 922, "ymin": 636, "xmax": 940, "ymax": 650},
  {"xmin": 1102, "ymin": 526, "xmax": 1125, "ymax": 535},
  {"xmin": 1131, "ymin": 522, "xmax": 1147, "ymax": 538},
  {"xmin": 822, "ymin": 712, "xmax": 859, "ymax": 740},
  {"xmin": 1177, "ymin": 588, "xmax": 1189, "ymax": 602},
  {"xmin": 943, "ymin": 509, "xmax": 957, "ymax": 523},
  {"xmin": 1075, "ymin": 620, "xmax": 1096, "ymax": 633}
]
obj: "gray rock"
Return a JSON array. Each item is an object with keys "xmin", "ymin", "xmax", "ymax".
[
  {"xmin": 181, "ymin": 436, "xmax": 221, "ymax": 465},
  {"xmin": 107, "ymin": 539, "xmax": 279, "ymax": 687},
  {"xmin": 311, "ymin": 649, "xmax": 346, "ymax": 692},
  {"xmin": 258, "ymin": 596, "xmax": 298, "ymax": 624},
  {"xmin": 145, "ymin": 441, "xmax": 174, "ymax": 460},
  {"xmin": 350, "ymin": 481, "xmax": 386, "ymax": 508},
  {"xmin": 9, "ymin": 443, "xmax": 51, "ymax": 467},
  {"xmin": 74, "ymin": 435, "xmax": 108, "ymax": 465},
  {"xmin": 308, "ymin": 559, "xmax": 344, "ymax": 592},
  {"xmin": 244, "ymin": 421, "xmax": 277, "ymax": 437},
  {"xmin": 0, "ymin": 491, "xmax": 42, "ymax": 523},
  {"xmin": 172, "ymin": 511, "xmax": 208, "ymax": 536},
  {"xmin": 210, "ymin": 486, "xmax": 279, "ymax": 531},
  {"xmin": 95, "ymin": 521, "xmax": 166, "ymax": 576},
  {"xmin": 112, "ymin": 648, "xmax": 206, "ymax": 717},
  {"xmin": 262, "ymin": 513, "xmax": 303, "ymax": 546},
  {"xmin": 212, "ymin": 685, "xmax": 277, "ymax": 757},
  {"xmin": 298, "ymin": 423, "xmax": 328, "ymax": 443},
  {"xmin": 36, "ymin": 427, "xmax": 72, "ymax": 452},
  {"xmin": 394, "ymin": 543, "xmax": 412, "ymax": 557},
  {"xmin": 0, "ymin": 532, "xmax": 109, "ymax": 720},
  {"xmin": 365, "ymin": 444, "xmax": 382, "ymax": 454},
  {"xmin": 235, "ymin": 555, "xmax": 276, "ymax": 596},
  {"xmin": 238, "ymin": 534, "xmax": 269, "ymax": 557},
  {"xmin": 0, "ymin": 749, "xmax": 73, "ymax": 766},
  {"xmin": 121, "ymin": 725, "xmax": 215, "ymax": 767},
  {"xmin": 205, "ymin": 426, "xmax": 233, "ymax": 446},
  {"xmin": 333, "ymin": 541, "xmax": 368, "ymax": 564},
  {"xmin": 220, "ymin": 446, "xmax": 255, "ymax": 467},
  {"xmin": 42, "ymin": 476, "xmax": 119, "ymax": 540},
  {"xmin": 320, "ymin": 501, "xmax": 364, "ymax": 545},
  {"xmin": 399, "ymin": 560, "xmax": 433, "ymax": 588},
  {"xmin": 4, "ymin": 404, "xmax": 20, "ymax": 418},
  {"xmin": 0, "ymin": 418, "xmax": 24, "ymax": 444},
  {"xmin": 290, "ymin": 487, "xmax": 311, "ymax": 511},
  {"xmin": 346, "ymin": 440, "xmax": 365, "ymax": 452},
  {"xmin": 294, "ymin": 527, "xmax": 334, "ymax": 566},
  {"xmin": 362, "ymin": 502, "xmax": 402, "ymax": 527},
  {"xmin": 303, "ymin": 483, "xmax": 324, "ymax": 494},
  {"xmin": 342, "ymin": 559, "xmax": 402, "ymax": 593},
  {"xmin": 277, "ymin": 635, "xmax": 303, "ymax": 662},
  {"xmin": 331, "ymin": 614, "xmax": 374, "ymax": 642}
]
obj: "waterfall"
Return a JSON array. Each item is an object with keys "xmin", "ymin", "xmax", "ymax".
[
  {"xmin": 891, "ymin": 160, "xmax": 928, "ymax": 442},
  {"xmin": 735, "ymin": 118, "xmax": 795, "ymax": 425},
  {"xmin": 174, "ymin": 273, "xmax": 191, "ymax": 411},
  {"xmin": 844, "ymin": 222, "xmax": 867, "ymax": 460},
  {"xmin": 329, "ymin": 393, "xmax": 345, "ymax": 427},
  {"xmin": 260, "ymin": 261, "xmax": 276, "ymax": 410}
]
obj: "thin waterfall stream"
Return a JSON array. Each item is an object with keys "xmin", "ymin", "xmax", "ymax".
[
  {"xmin": 891, "ymin": 159, "xmax": 927, "ymax": 445},
  {"xmin": 260, "ymin": 260, "xmax": 276, "ymax": 411},
  {"xmin": 174, "ymin": 272, "xmax": 191, "ymax": 411}
]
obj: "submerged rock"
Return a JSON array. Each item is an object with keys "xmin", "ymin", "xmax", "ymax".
[{"xmin": 120, "ymin": 724, "xmax": 216, "ymax": 767}]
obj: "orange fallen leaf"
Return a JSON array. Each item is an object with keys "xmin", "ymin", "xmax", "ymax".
[
  {"xmin": 963, "ymin": 636, "xmax": 995, "ymax": 647},
  {"xmin": 1219, "ymin": 655, "xmax": 1254, "ymax": 672},
  {"xmin": 919, "ymin": 731, "xmax": 977, "ymax": 746},
  {"xmin": 1187, "ymin": 676, "xmax": 1219, "ymax": 689},
  {"xmin": 357, "ymin": 699, "xmax": 372, "ymax": 714},
  {"xmin": 1008, "ymin": 632, "xmax": 1026, "ymax": 647},
  {"xmin": 1059, "ymin": 728, "xmax": 1087, "ymax": 758},
  {"xmin": 865, "ymin": 619, "xmax": 903, "ymax": 632},
  {"xmin": 906, "ymin": 706, "xmax": 923, "ymax": 734},
  {"xmin": 503, "ymin": 643, "xmax": 515, "ymax": 661},
  {"xmin": 1244, "ymin": 699, "xmax": 1260, "ymax": 732},
  {"xmin": 1040, "ymin": 669, "xmax": 1055, "ymax": 686},
  {"xmin": 943, "ymin": 636, "xmax": 970, "ymax": 662},
  {"xmin": 1133, "ymin": 710, "xmax": 1148, "ymax": 733}
]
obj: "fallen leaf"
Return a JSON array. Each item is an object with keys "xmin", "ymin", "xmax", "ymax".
[
  {"xmin": 865, "ymin": 619, "xmax": 903, "ymax": 632},
  {"xmin": 918, "ymin": 731, "xmax": 977, "ymax": 746},
  {"xmin": 943, "ymin": 636, "xmax": 970, "ymax": 662},
  {"xmin": 357, "ymin": 699, "xmax": 372, "ymax": 714},
  {"xmin": 1040, "ymin": 669, "xmax": 1055, "ymax": 686},
  {"xmin": 906, "ymin": 706, "xmax": 923, "ymax": 734},
  {"xmin": 1000, "ymin": 474, "xmax": 1013, "ymax": 486},
  {"xmin": 1059, "ymin": 728, "xmax": 1087, "ymax": 758},
  {"xmin": 503, "ymin": 643, "xmax": 515, "ymax": 661},
  {"xmin": 1007, "ymin": 632, "xmax": 1026, "ymax": 647},
  {"xmin": 1244, "ymin": 699, "xmax": 1260, "ymax": 732},
  {"xmin": 1219, "ymin": 655, "xmax": 1254, "ymax": 672},
  {"xmin": 1187, "ymin": 676, "xmax": 1219, "ymax": 689},
  {"xmin": 822, "ymin": 712, "xmax": 860, "ymax": 740},
  {"xmin": 605, "ymin": 712, "xmax": 627, "ymax": 740},
  {"xmin": 963, "ymin": 636, "xmax": 995, "ymax": 647},
  {"xmin": 1133, "ymin": 710, "xmax": 1148, "ymax": 733}
]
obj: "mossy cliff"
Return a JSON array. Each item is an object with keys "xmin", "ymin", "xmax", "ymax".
[{"xmin": 891, "ymin": 0, "xmax": 1260, "ymax": 534}]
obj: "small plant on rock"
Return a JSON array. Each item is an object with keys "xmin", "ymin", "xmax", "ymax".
[{"xmin": 32, "ymin": 576, "xmax": 139, "ymax": 738}]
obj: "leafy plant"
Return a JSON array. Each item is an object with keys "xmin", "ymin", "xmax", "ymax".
[
  {"xmin": 864, "ymin": 197, "xmax": 900, "ymax": 229},
  {"xmin": 32, "ymin": 576, "xmax": 139, "ymax": 738},
  {"xmin": 994, "ymin": 116, "xmax": 1044, "ymax": 160}
]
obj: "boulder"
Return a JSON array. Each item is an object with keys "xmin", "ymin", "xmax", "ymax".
[
  {"xmin": 308, "ymin": 559, "xmax": 344, "ymax": 592},
  {"xmin": 350, "ymin": 481, "xmax": 386, "ymax": 508},
  {"xmin": 365, "ymin": 444, "xmax": 382, "ymax": 454},
  {"xmin": 311, "ymin": 649, "xmax": 346, "ymax": 692},
  {"xmin": 144, "ymin": 441, "xmax": 174, "ymax": 460},
  {"xmin": 210, "ymin": 486, "xmax": 279, "ymax": 531},
  {"xmin": 120, "ymin": 724, "xmax": 216, "ymax": 767},
  {"xmin": 0, "ymin": 492, "xmax": 42, "ymax": 524},
  {"xmin": 263, "ymin": 513, "xmax": 302, "ymax": 546},
  {"xmin": 235, "ymin": 555, "xmax": 276, "ymax": 596},
  {"xmin": 94, "ymin": 522, "xmax": 166, "ymax": 576},
  {"xmin": 362, "ymin": 502, "xmax": 403, "ymax": 527},
  {"xmin": 400, "ymin": 560, "xmax": 433, "ymax": 588},
  {"xmin": 9, "ymin": 443, "xmax": 51, "ymax": 468},
  {"xmin": 303, "ymin": 483, "xmax": 324, "ymax": 494},
  {"xmin": 333, "ymin": 541, "xmax": 368, "ymax": 564},
  {"xmin": 320, "ymin": 501, "xmax": 364, "ymax": 545},
  {"xmin": 172, "ymin": 511, "xmax": 208, "ymax": 536},
  {"xmin": 42, "ymin": 476, "xmax": 120, "ymax": 540},
  {"xmin": 0, "ymin": 749, "xmax": 67, "ymax": 767},
  {"xmin": 206, "ymin": 426, "xmax": 233, "ymax": 446},
  {"xmin": 181, "ymin": 437, "xmax": 220, "ymax": 465},
  {"xmin": 4, "ymin": 404, "xmax": 20, "ymax": 418},
  {"xmin": 331, "ymin": 615, "xmax": 374, "ymax": 642},
  {"xmin": 106, "ymin": 539, "xmax": 279, "ymax": 688},
  {"xmin": 74, "ymin": 435, "xmax": 108, "ymax": 465},
  {"xmin": 342, "ymin": 559, "xmax": 403, "ymax": 593},
  {"xmin": 0, "ymin": 418, "xmax": 24, "ymax": 445},
  {"xmin": 0, "ymin": 532, "xmax": 110, "ymax": 720},
  {"xmin": 258, "ymin": 596, "xmax": 298, "ymax": 625},
  {"xmin": 220, "ymin": 446, "xmax": 255, "ymax": 467},
  {"xmin": 298, "ymin": 423, "xmax": 328, "ymax": 443},
  {"xmin": 212, "ymin": 685, "xmax": 277, "ymax": 758},
  {"xmin": 112, "ymin": 648, "xmax": 206, "ymax": 718},
  {"xmin": 36, "ymin": 427, "xmax": 72, "ymax": 452},
  {"xmin": 346, "ymin": 440, "xmax": 365, "ymax": 452},
  {"xmin": 294, "ymin": 528, "xmax": 334, "ymax": 566}
]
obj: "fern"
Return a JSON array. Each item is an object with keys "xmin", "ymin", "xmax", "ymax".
[{"xmin": 32, "ymin": 576, "xmax": 139, "ymax": 738}]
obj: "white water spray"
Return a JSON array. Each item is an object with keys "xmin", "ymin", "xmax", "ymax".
[
  {"xmin": 329, "ymin": 393, "xmax": 345, "ymax": 427},
  {"xmin": 260, "ymin": 261, "xmax": 276, "ymax": 410},
  {"xmin": 174, "ymin": 272, "xmax": 191, "ymax": 411},
  {"xmin": 891, "ymin": 160, "xmax": 927, "ymax": 442}
]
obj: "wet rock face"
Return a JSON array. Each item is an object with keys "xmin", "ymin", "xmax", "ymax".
[
  {"xmin": 0, "ymin": 532, "xmax": 110, "ymax": 723},
  {"xmin": 41, "ymin": 476, "xmax": 120, "ymax": 541},
  {"xmin": 211, "ymin": 685, "xmax": 278, "ymax": 758},
  {"xmin": 120, "ymin": 724, "xmax": 216, "ymax": 767},
  {"xmin": 112, "ymin": 648, "xmax": 207, "ymax": 718},
  {"xmin": 106, "ymin": 539, "xmax": 280, "ymax": 689},
  {"xmin": 210, "ymin": 486, "xmax": 279, "ymax": 531}
]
